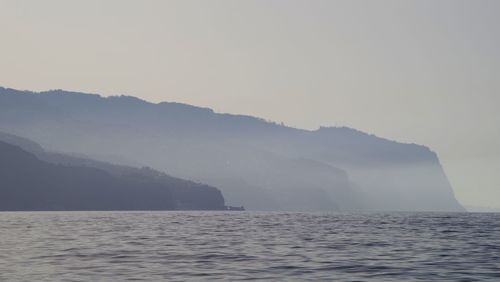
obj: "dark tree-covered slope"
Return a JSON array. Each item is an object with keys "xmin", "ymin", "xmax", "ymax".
[{"xmin": 0, "ymin": 138, "xmax": 225, "ymax": 211}]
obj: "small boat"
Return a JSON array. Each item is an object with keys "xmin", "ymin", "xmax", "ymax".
[{"xmin": 226, "ymin": 205, "xmax": 245, "ymax": 211}]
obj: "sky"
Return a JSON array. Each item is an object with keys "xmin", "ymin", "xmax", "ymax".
[{"xmin": 1, "ymin": 0, "xmax": 499, "ymax": 208}]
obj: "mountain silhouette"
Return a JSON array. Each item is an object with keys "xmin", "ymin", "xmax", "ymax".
[
  {"xmin": 0, "ymin": 134, "xmax": 226, "ymax": 211},
  {"xmin": 0, "ymin": 87, "xmax": 465, "ymax": 211}
]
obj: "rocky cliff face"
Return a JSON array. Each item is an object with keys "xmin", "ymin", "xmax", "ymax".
[{"xmin": 0, "ymin": 87, "xmax": 465, "ymax": 211}]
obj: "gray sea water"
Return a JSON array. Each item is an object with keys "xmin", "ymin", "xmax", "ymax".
[{"xmin": 1, "ymin": 211, "xmax": 499, "ymax": 281}]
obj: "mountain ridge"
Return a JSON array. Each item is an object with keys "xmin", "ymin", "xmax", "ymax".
[
  {"xmin": 0, "ymin": 86, "xmax": 437, "ymax": 147},
  {"xmin": 0, "ymin": 86, "xmax": 465, "ymax": 211}
]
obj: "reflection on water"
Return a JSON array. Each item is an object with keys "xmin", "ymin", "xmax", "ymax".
[{"xmin": 1, "ymin": 211, "xmax": 499, "ymax": 281}]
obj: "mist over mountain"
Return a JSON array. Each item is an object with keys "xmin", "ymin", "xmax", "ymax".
[
  {"xmin": 0, "ymin": 132, "xmax": 226, "ymax": 211},
  {"xmin": 0, "ymin": 87, "xmax": 465, "ymax": 211}
]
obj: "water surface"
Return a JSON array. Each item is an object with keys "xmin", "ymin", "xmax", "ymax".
[{"xmin": 1, "ymin": 211, "xmax": 499, "ymax": 281}]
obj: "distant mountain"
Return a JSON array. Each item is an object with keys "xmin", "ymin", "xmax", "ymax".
[
  {"xmin": 0, "ymin": 87, "xmax": 465, "ymax": 211},
  {"xmin": 0, "ymin": 134, "xmax": 226, "ymax": 211}
]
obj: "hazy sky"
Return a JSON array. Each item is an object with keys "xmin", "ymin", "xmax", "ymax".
[{"xmin": 1, "ymin": 0, "xmax": 499, "ymax": 208}]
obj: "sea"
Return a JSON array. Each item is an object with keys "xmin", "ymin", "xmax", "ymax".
[{"xmin": 1, "ymin": 211, "xmax": 499, "ymax": 281}]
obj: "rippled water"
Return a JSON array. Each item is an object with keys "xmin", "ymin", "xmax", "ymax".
[{"xmin": 1, "ymin": 212, "xmax": 499, "ymax": 281}]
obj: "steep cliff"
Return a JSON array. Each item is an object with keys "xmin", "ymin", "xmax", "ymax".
[{"xmin": 0, "ymin": 87, "xmax": 465, "ymax": 211}]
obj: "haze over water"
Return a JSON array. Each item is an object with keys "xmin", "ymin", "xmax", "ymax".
[
  {"xmin": 1, "ymin": 0, "xmax": 500, "ymax": 208},
  {"xmin": 1, "ymin": 211, "xmax": 499, "ymax": 281},
  {"xmin": 0, "ymin": 1, "xmax": 499, "ymax": 280}
]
